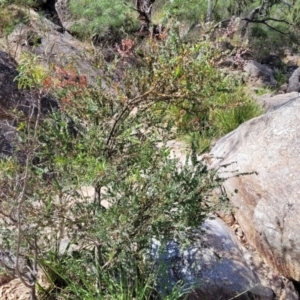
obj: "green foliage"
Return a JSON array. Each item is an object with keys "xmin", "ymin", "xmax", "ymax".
[
  {"xmin": 38, "ymin": 248, "xmax": 188, "ymax": 299},
  {"xmin": 162, "ymin": 0, "xmax": 207, "ymax": 23},
  {"xmin": 0, "ymin": 21, "xmax": 262, "ymax": 299},
  {"xmin": 0, "ymin": 35, "xmax": 231, "ymax": 298},
  {"xmin": 274, "ymin": 67, "xmax": 287, "ymax": 87},
  {"xmin": 134, "ymin": 31, "xmax": 258, "ymax": 152},
  {"xmin": 69, "ymin": 0, "xmax": 138, "ymax": 40},
  {"xmin": 0, "ymin": 0, "xmax": 41, "ymax": 8},
  {"xmin": 156, "ymin": 0, "xmax": 259, "ymax": 25},
  {"xmin": 15, "ymin": 52, "xmax": 48, "ymax": 89},
  {"xmin": 288, "ymin": 0, "xmax": 300, "ymax": 28},
  {"xmin": 182, "ymin": 131, "xmax": 213, "ymax": 154},
  {"xmin": 246, "ymin": 1, "xmax": 300, "ymax": 56},
  {"xmin": 0, "ymin": 0, "xmax": 299, "ymax": 297},
  {"xmin": 213, "ymin": 99, "xmax": 262, "ymax": 135},
  {"xmin": 0, "ymin": 5, "xmax": 29, "ymax": 36},
  {"xmin": 249, "ymin": 23, "xmax": 292, "ymax": 60}
]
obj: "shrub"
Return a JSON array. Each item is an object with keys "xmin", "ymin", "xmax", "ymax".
[
  {"xmin": 0, "ymin": 36, "xmax": 229, "ymax": 299},
  {"xmin": 0, "ymin": 0, "xmax": 42, "ymax": 9},
  {"xmin": 0, "ymin": 26, "xmax": 261, "ymax": 299}
]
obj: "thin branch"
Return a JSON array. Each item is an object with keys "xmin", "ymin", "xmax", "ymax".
[
  {"xmin": 240, "ymin": 6, "xmax": 261, "ymax": 36},
  {"xmin": 15, "ymin": 92, "xmax": 43, "ymax": 293},
  {"xmin": 260, "ymin": 17, "xmax": 291, "ymax": 24},
  {"xmin": 259, "ymin": 22, "xmax": 287, "ymax": 35},
  {"xmin": 101, "ymin": 248, "xmax": 122, "ymax": 270},
  {"xmin": 129, "ymin": 82, "xmax": 159, "ymax": 105},
  {"xmin": 15, "ymin": 137, "xmax": 34, "ymax": 289},
  {"xmin": 105, "ymin": 106, "xmax": 129, "ymax": 148},
  {"xmin": 0, "ymin": 244, "xmax": 17, "ymax": 274},
  {"xmin": 242, "ymin": 17, "xmax": 291, "ymax": 25},
  {"xmin": 242, "ymin": 18, "xmax": 288, "ymax": 34},
  {"xmin": 105, "ymin": 83, "xmax": 159, "ymax": 149},
  {"xmin": 0, "ymin": 210, "xmax": 18, "ymax": 224}
]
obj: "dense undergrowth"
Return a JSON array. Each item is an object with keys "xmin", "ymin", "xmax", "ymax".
[{"xmin": 0, "ymin": 0, "xmax": 299, "ymax": 299}]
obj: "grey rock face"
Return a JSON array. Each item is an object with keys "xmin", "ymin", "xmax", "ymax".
[
  {"xmin": 287, "ymin": 67, "xmax": 300, "ymax": 92},
  {"xmin": 255, "ymin": 92, "xmax": 299, "ymax": 112},
  {"xmin": 210, "ymin": 99, "xmax": 300, "ymax": 283},
  {"xmin": 151, "ymin": 218, "xmax": 273, "ymax": 300},
  {"xmin": 0, "ymin": 51, "xmax": 57, "ymax": 116},
  {"xmin": 55, "ymin": 0, "xmax": 76, "ymax": 33},
  {"xmin": 244, "ymin": 60, "xmax": 277, "ymax": 88},
  {"xmin": 0, "ymin": 50, "xmax": 57, "ymax": 160},
  {"xmin": 2, "ymin": 8, "xmax": 103, "ymax": 87}
]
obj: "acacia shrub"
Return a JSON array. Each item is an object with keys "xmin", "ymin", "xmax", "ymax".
[
  {"xmin": 126, "ymin": 31, "xmax": 260, "ymax": 151},
  {"xmin": 0, "ymin": 38, "xmax": 228, "ymax": 299},
  {"xmin": 0, "ymin": 30, "xmax": 259, "ymax": 298}
]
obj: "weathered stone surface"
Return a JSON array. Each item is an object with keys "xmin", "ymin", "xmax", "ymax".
[
  {"xmin": 244, "ymin": 60, "xmax": 277, "ymax": 88},
  {"xmin": 278, "ymin": 83, "xmax": 288, "ymax": 93},
  {"xmin": 151, "ymin": 218, "xmax": 273, "ymax": 300},
  {"xmin": 1, "ymin": 7, "xmax": 102, "ymax": 87},
  {"xmin": 283, "ymin": 54, "xmax": 300, "ymax": 67},
  {"xmin": 0, "ymin": 279, "xmax": 30, "ymax": 300},
  {"xmin": 287, "ymin": 67, "xmax": 300, "ymax": 92},
  {"xmin": 55, "ymin": 0, "xmax": 77, "ymax": 33},
  {"xmin": 241, "ymin": 243, "xmax": 299, "ymax": 300},
  {"xmin": 210, "ymin": 98, "xmax": 300, "ymax": 283},
  {"xmin": 0, "ymin": 270, "xmax": 49, "ymax": 300},
  {"xmin": 255, "ymin": 92, "xmax": 299, "ymax": 112}
]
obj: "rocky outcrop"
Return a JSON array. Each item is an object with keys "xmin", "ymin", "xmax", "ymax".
[
  {"xmin": 244, "ymin": 60, "xmax": 277, "ymax": 88},
  {"xmin": 0, "ymin": 7, "xmax": 103, "ymax": 87},
  {"xmin": 0, "ymin": 50, "xmax": 57, "ymax": 116},
  {"xmin": 210, "ymin": 98, "xmax": 300, "ymax": 284},
  {"xmin": 151, "ymin": 218, "xmax": 274, "ymax": 300},
  {"xmin": 0, "ymin": 279, "xmax": 30, "ymax": 300},
  {"xmin": 283, "ymin": 54, "xmax": 300, "ymax": 68},
  {"xmin": 287, "ymin": 67, "xmax": 300, "ymax": 92},
  {"xmin": 55, "ymin": 0, "xmax": 76, "ymax": 33},
  {"xmin": 0, "ymin": 270, "xmax": 50, "ymax": 299},
  {"xmin": 0, "ymin": 50, "xmax": 57, "ymax": 160},
  {"xmin": 0, "ymin": 49, "xmax": 56, "ymax": 109},
  {"xmin": 255, "ymin": 92, "xmax": 299, "ymax": 112}
]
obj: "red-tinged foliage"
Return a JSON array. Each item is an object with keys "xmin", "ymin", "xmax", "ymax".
[
  {"xmin": 42, "ymin": 66, "xmax": 88, "ymax": 109},
  {"xmin": 115, "ymin": 39, "xmax": 135, "ymax": 58}
]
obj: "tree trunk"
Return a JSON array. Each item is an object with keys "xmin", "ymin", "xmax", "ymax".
[
  {"xmin": 207, "ymin": 0, "xmax": 212, "ymax": 22},
  {"xmin": 136, "ymin": 0, "xmax": 155, "ymax": 35}
]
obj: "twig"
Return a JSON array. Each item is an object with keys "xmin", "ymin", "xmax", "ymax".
[
  {"xmin": 14, "ymin": 91, "xmax": 43, "ymax": 299},
  {"xmin": 229, "ymin": 284, "xmax": 258, "ymax": 299},
  {"xmin": 242, "ymin": 17, "xmax": 287, "ymax": 35},
  {"xmin": 129, "ymin": 82, "xmax": 159, "ymax": 105},
  {"xmin": 105, "ymin": 83, "xmax": 159, "ymax": 149}
]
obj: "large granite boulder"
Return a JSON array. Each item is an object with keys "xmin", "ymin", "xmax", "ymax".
[
  {"xmin": 255, "ymin": 92, "xmax": 299, "ymax": 112},
  {"xmin": 210, "ymin": 98, "xmax": 300, "ymax": 283},
  {"xmin": 151, "ymin": 218, "xmax": 274, "ymax": 300}
]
